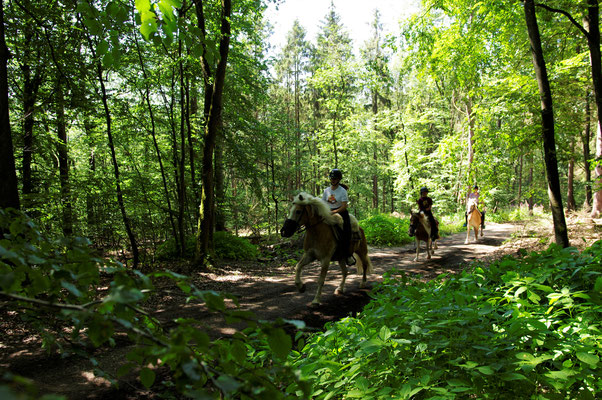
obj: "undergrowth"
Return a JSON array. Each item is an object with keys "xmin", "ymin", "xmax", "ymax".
[{"xmin": 291, "ymin": 241, "xmax": 602, "ymax": 399}]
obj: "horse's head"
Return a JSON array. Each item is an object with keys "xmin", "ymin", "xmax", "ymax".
[
  {"xmin": 467, "ymin": 198, "xmax": 478, "ymax": 212},
  {"xmin": 408, "ymin": 210, "xmax": 428, "ymax": 236},
  {"xmin": 280, "ymin": 198, "xmax": 312, "ymax": 238}
]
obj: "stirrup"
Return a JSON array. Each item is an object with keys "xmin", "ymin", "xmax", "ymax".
[{"xmin": 346, "ymin": 256, "xmax": 356, "ymax": 266}]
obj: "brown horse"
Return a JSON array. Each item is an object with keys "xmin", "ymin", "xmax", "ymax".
[
  {"xmin": 465, "ymin": 198, "xmax": 483, "ymax": 244},
  {"xmin": 280, "ymin": 192, "xmax": 373, "ymax": 306},
  {"xmin": 409, "ymin": 211, "xmax": 438, "ymax": 261}
]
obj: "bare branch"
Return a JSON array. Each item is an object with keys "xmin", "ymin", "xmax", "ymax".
[{"xmin": 535, "ymin": 3, "xmax": 590, "ymax": 38}]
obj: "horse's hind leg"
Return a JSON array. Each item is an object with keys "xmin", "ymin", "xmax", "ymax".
[
  {"xmin": 335, "ymin": 260, "xmax": 348, "ymax": 295},
  {"xmin": 312, "ymin": 259, "xmax": 331, "ymax": 306},
  {"xmin": 413, "ymin": 238, "xmax": 420, "ymax": 261},
  {"xmin": 426, "ymin": 239, "xmax": 432, "ymax": 259},
  {"xmin": 295, "ymin": 252, "xmax": 316, "ymax": 293}
]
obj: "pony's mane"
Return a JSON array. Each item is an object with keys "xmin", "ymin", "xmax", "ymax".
[{"xmin": 293, "ymin": 192, "xmax": 339, "ymax": 225}]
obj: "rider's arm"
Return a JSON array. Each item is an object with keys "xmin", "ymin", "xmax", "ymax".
[{"xmin": 333, "ymin": 201, "xmax": 348, "ymax": 213}]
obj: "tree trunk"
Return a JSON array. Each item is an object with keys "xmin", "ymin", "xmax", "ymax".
[
  {"xmin": 178, "ymin": 39, "xmax": 187, "ymax": 257},
  {"xmin": 133, "ymin": 34, "xmax": 179, "ymax": 249},
  {"xmin": 214, "ymin": 130, "xmax": 226, "ymax": 231},
  {"xmin": 94, "ymin": 58, "xmax": 139, "ymax": 267},
  {"xmin": 0, "ymin": 0, "xmax": 19, "ymax": 211},
  {"xmin": 56, "ymin": 81, "xmax": 73, "ymax": 236},
  {"xmin": 583, "ymin": 91, "xmax": 593, "ymax": 209},
  {"xmin": 524, "ymin": 0, "xmax": 569, "ymax": 247},
  {"xmin": 567, "ymin": 144, "xmax": 576, "ymax": 212},
  {"xmin": 195, "ymin": 0, "xmax": 231, "ymax": 264},
  {"xmin": 585, "ymin": 0, "xmax": 602, "ymax": 218}
]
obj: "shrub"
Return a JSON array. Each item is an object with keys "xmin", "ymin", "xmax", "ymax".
[
  {"xmin": 213, "ymin": 231, "xmax": 258, "ymax": 260},
  {"xmin": 156, "ymin": 232, "xmax": 257, "ymax": 261},
  {"xmin": 292, "ymin": 241, "xmax": 602, "ymax": 398},
  {"xmin": 360, "ymin": 214, "xmax": 411, "ymax": 246}
]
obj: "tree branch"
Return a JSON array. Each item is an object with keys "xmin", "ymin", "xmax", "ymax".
[{"xmin": 535, "ymin": 3, "xmax": 590, "ymax": 38}]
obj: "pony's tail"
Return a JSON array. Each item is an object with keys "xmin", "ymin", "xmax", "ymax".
[{"xmin": 356, "ymin": 255, "xmax": 373, "ymax": 275}]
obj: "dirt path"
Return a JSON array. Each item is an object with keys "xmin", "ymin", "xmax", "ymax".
[{"xmin": 2, "ymin": 222, "xmax": 517, "ymax": 399}]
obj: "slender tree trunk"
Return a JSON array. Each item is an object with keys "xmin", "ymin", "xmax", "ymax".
[
  {"xmin": 583, "ymin": 91, "xmax": 593, "ymax": 209},
  {"xmin": 214, "ymin": 130, "xmax": 226, "ymax": 231},
  {"xmin": 94, "ymin": 59, "xmax": 139, "ymax": 266},
  {"xmin": 518, "ymin": 154, "xmax": 523, "ymax": 204},
  {"xmin": 195, "ymin": 0, "xmax": 231, "ymax": 264},
  {"xmin": 133, "ymin": 35, "xmax": 179, "ymax": 249},
  {"xmin": 466, "ymin": 100, "xmax": 475, "ymax": 183},
  {"xmin": 585, "ymin": 0, "xmax": 602, "ymax": 218},
  {"xmin": 567, "ymin": 143, "xmax": 576, "ymax": 212},
  {"xmin": 524, "ymin": 0, "xmax": 569, "ymax": 247},
  {"xmin": 0, "ymin": 0, "xmax": 19, "ymax": 211},
  {"xmin": 178, "ymin": 39, "xmax": 187, "ymax": 257},
  {"xmin": 83, "ymin": 117, "xmax": 97, "ymax": 234},
  {"xmin": 55, "ymin": 81, "xmax": 73, "ymax": 236}
]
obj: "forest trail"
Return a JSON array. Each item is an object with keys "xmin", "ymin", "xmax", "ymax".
[{"xmin": 3, "ymin": 222, "xmax": 518, "ymax": 399}]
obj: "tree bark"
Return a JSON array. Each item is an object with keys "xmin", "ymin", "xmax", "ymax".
[
  {"xmin": 195, "ymin": 0, "xmax": 231, "ymax": 264},
  {"xmin": 0, "ymin": 0, "xmax": 19, "ymax": 211},
  {"xmin": 93, "ymin": 54, "xmax": 139, "ymax": 266},
  {"xmin": 56, "ymin": 81, "xmax": 73, "ymax": 236},
  {"xmin": 583, "ymin": 91, "xmax": 593, "ymax": 209},
  {"xmin": 567, "ymin": 144, "xmax": 576, "ymax": 212},
  {"xmin": 524, "ymin": 0, "xmax": 569, "ymax": 247}
]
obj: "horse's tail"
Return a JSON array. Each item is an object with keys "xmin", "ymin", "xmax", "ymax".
[{"xmin": 355, "ymin": 228, "xmax": 373, "ymax": 275}]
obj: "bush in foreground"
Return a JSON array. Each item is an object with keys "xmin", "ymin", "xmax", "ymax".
[{"xmin": 293, "ymin": 241, "xmax": 602, "ymax": 398}]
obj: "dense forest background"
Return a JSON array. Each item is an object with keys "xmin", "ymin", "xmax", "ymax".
[{"xmin": 1, "ymin": 0, "xmax": 602, "ymax": 265}]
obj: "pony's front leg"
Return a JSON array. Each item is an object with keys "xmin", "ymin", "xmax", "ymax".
[
  {"xmin": 295, "ymin": 251, "xmax": 316, "ymax": 293},
  {"xmin": 335, "ymin": 260, "xmax": 348, "ymax": 295},
  {"xmin": 311, "ymin": 258, "xmax": 331, "ymax": 306},
  {"xmin": 465, "ymin": 227, "xmax": 471, "ymax": 244},
  {"xmin": 474, "ymin": 226, "xmax": 479, "ymax": 242},
  {"xmin": 413, "ymin": 238, "xmax": 420, "ymax": 261},
  {"xmin": 426, "ymin": 238, "xmax": 432, "ymax": 259}
]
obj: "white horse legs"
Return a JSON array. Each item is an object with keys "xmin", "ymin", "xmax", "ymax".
[
  {"xmin": 294, "ymin": 252, "xmax": 316, "ymax": 293},
  {"xmin": 414, "ymin": 238, "xmax": 432, "ymax": 261},
  {"xmin": 295, "ymin": 252, "xmax": 350, "ymax": 306},
  {"xmin": 465, "ymin": 226, "xmax": 480, "ymax": 244}
]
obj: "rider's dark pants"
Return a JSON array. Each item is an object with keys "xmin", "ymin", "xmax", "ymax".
[
  {"xmin": 335, "ymin": 209, "xmax": 351, "ymax": 256},
  {"xmin": 424, "ymin": 210, "xmax": 438, "ymax": 239}
]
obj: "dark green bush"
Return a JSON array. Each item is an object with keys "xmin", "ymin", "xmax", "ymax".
[
  {"xmin": 156, "ymin": 232, "xmax": 257, "ymax": 261},
  {"xmin": 292, "ymin": 241, "xmax": 602, "ymax": 398},
  {"xmin": 360, "ymin": 214, "xmax": 412, "ymax": 246},
  {"xmin": 213, "ymin": 231, "xmax": 258, "ymax": 261}
]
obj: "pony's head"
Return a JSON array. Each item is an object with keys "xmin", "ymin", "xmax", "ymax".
[
  {"xmin": 409, "ymin": 210, "xmax": 429, "ymax": 236},
  {"xmin": 280, "ymin": 192, "xmax": 338, "ymax": 237},
  {"xmin": 467, "ymin": 198, "xmax": 478, "ymax": 212}
]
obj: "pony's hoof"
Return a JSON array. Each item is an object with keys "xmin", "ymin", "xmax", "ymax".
[
  {"xmin": 310, "ymin": 301, "xmax": 321, "ymax": 308},
  {"xmin": 427, "ymin": 255, "xmax": 431, "ymax": 259},
  {"xmin": 464, "ymin": 240, "xmax": 469, "ymax": 244},
  {"xmin": 297, "ymin": 284, "xmax": 306, "ymax": 293},
  {"xmin": 334, "ymin": 287, "xmax": 345, "ymax": 295},
  {"xmin": 413, "ymin": 257, "xmax": 418, "ymax": 261}
]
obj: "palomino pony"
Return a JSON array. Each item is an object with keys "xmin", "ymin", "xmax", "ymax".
[
  {"xmin": 280, "ymin": 192, "xmax": 373, "ymax": 306},
  {"xmin": 465, "ymin": 198, "xmax": 483, "ymax": 244},
  {"xmin": 409, "ymin": 211, "xmax": 438, "ymax": 261}
]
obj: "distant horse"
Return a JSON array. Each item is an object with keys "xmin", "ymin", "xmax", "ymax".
[
  {"xmin": 280, "ymin": 192, "xmax": 373, "ymax": 306},
  {"xmin": 465, "ymin": 198, "xmax": 483, "ymax": 244},
  {"xmin": 409, "ymin": 210, "xmax": 438, "ymax": 261}
]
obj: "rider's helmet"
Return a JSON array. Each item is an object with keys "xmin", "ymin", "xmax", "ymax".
[
  {"xmin": 420, "ymin": 187, "xmax": 429, "ymax": 194},
  {"xmin": 473, "ymin": 185, "xmax": 479, "ymax": 190},
  {"xmin": 329, "ymin": 169, "xmax": 343, "ymax": 180}
]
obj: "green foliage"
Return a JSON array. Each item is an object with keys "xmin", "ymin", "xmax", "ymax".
[
  {"xmin": 292, "ymin": 241, "xmax": 602, "ymax": 398},
  {"xmin": 360, "ymin": 214, "xmax": 411, "ymax": 246},
  {"xmin": 0, "ymin": 210, "xmax": 307, "ymax": 399},
  {"xmin": 155, "ymin": 231, "xmax": 257, "ymax": 261},
  {"xmin": 213, "ymin": 231, "xmax": 258, "ymax": 261}
]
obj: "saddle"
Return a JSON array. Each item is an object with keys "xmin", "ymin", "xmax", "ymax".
[{"xmin": 331, "ymin": 214, "xmax": 361, "ymax": 261}]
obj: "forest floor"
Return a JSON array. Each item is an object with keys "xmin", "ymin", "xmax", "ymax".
[{"xmin": 1, "ymin": 212, "xmax": 601, "ymax": 399}]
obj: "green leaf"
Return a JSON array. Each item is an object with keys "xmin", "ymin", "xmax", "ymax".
[
  {"xmin": 477, "ymin": 366, "xmax": 494, "ymax": 375},
  {"xmin": 61, "ymin": 281, "xmax": 83, "ymax": 297},
  {"xmin": 379, "ymin": 326, "xmax": 391, "ymax": 341},
  {"xmin": 267, "ymin": 327, "xmax": 292, "ymax": 359},
  {"xmin": 576, "ymin": 352, "xmax": 599, "ymax": 366},
  {"xmin": 215, "ymin": 375, "xmax": 241, "ymax": 393},
  {"xmin": 140, "ymin": 368, "xmax": 155, "ymax": 388},
  {"xmin": 97, "ymin": 40, "xmax": 109, "ymax": 56}
]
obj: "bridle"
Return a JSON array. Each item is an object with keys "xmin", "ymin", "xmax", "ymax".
[{"xmin": 291, "ymin": 205, "xmax": 324, "ymax": 234}]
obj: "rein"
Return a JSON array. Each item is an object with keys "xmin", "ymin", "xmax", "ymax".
[{"xmin": 295, "ymin": 205, "xmax": 324, "ymax": 233}]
